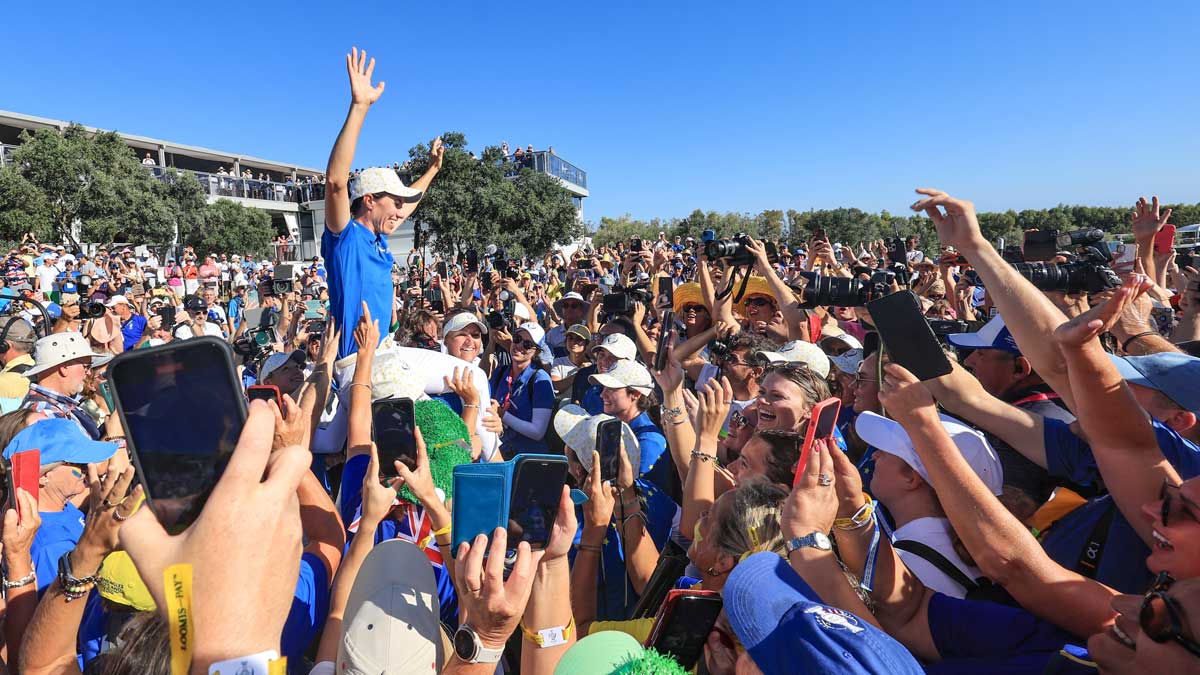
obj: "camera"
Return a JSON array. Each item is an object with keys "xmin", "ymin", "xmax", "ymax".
[
  {"xmin": 1023, "ymin": 228, "xmax": 1105, "ymax": 262},
  {"xmin": 790, "ymin": 270, "xmax": 895, "ymax": 308},
  {"xmin": 601, "ymin": 283, "xmax": 653, "ymax": 317},
  {"xmin": 704, "ymin": 234, "xmax": 777, "ymax": 267},
  {"xmin": 928, "ymin": 319, "xmax": 970, "ymax": 335},
  {"xmin": 708, "ymin": 335, "xmax": 736, "ymax": 360},
  {"xmin": 1011, "ymin": 261, "xmax": 1120, "ymax": 295},
  {"xmin": 271, "ymin": 277, "xmax": 293, "ymax": 296},
  {"xmin": 79, "ymin": 301, "xmax": 107, "ymax": 320},
  {"xmin": 630, "ymin": 237, "xmax": 643, "ymax": 253}
]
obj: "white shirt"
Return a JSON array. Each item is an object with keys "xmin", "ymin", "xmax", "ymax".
[
  {"xmin": 172, "ymin": 320, "xmax": 225, "ymax": 340},
  {"xmin": 892, "ymin": 516, "xmax": 982, "ymax": 599},
  {"xmin": 35, "ymin": 265, "xmax": 58, "ymax": 292},
  {"xmin": 550, "ymin": 355, "xmax": 580, "ymax": 380}
]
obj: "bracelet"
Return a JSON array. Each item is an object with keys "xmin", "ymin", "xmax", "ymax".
[
  {"xmin": 661, "ymin": 405, "xmax": 684, "ymax": 420},
  {"xmin": 461, "ymin": 403, "xmax": 480, "ymax": 409},
  {"xmin": 431, "ymin": 524, "xmax": 452, "ymax": 538},
  {"xmin": 2, "ymin": 569, "xmax": 35, "ymax": 591},
  {"xmin": 577, "ymin": 543, "xmax": 603, "ymax": 554},
  {"xmin": 521, "ymin": 616, "xmax": 574, "ymax": 648},
  {"xmin": 345, "ymin": 382, "xmax": 372, "ymax": 393},
  {"xmin": 1121, "ymin": 330, "xmax": 1158, "ymax": 352},
  {"xmin": 690, "ymin": 450, "xmax": 717, "ymax": 463},
  {"xmin": 834, "ymin": 498, "xmax": 876, "ymax": 531}
]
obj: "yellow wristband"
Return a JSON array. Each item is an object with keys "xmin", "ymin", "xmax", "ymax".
[
  {"xmin": 431, "ymin": 524, "xmax": 452, "ymax": 537},
  {"xmin": 834, "ymin": 495, "xmax": 875, "ymax": 530},
  {"xmin": 521, "ymin": 616, "xmax": 574, "ymax": 647}
]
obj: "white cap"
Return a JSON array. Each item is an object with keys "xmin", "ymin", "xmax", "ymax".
[
  {"xmin": 104, "ymin": 294, "xmax": 130, "ymax": 308},
  {"xmin": 348, "ymin": 167, "xmax": 424, "ymax": 202},
  {"xmin": 820, "ymin": 330, "xmax": 863, "ymax": 350},
  {"xmin": 591, "ymin": 333, "xmax": 637, "ymax": 361},
  {"xmin": 756, "ymin": 340, "xmax": 830, "ymax": 378},
  {"xmin": 513, "ymin": 303, "xmax": 532, "ymax": 321},
  {"xmin": 854, "ymin": 411, "xmax": 1004, "ymax": 496},
  {"xmin": 441, "ymin": 312, "xmax": 487, "ymax": 339},
  {"xmin": 828, "ymin": 348, "xmax": 865, "ymax": 375},
  {"xmin": 589, "ymin": 360, "xmax": 654, "ymax": 396},
  {"xmin": 553, "ymin": 404, "xmax": 641, "ymax": 474},
  {"xmin": 24, "ymin": 332, "xmax": 105, "ymax": 379},
  {"xmin": 337, "ymin": 540, "xmax": 443, "ymax": 674},
  {"xmin": 258, "ymin": 349, "xmax": 305, "ymax": 383},
  {"xmin": 515, "ymin": 321, "xmax": 545, "ymax": 345}
]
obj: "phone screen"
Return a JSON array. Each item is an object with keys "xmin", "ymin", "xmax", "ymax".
[
  {"xmin": 466, "ymin": 250, "xmax": 479, "ymax": 274},
  {"xmin": 372, "ymin": 398, "xmax": 417, "ymax": 472},
  {"xmin": 507, "ymin": 457, "xmax": 568, "ymax": 550},
  {"xmin": 649, "ymin": 592, "xmax": 724, "ymax": 670},
  {"xmin": 110, "ymin": 338, "xmax": 246, "ymax": 531},
  {"xmin": 595, "ymin": 418, "xmax": 622, "ymax": 483},
  {"xmin": 866, "ymin": 291, "xmax": 953, "ymax": 381},
  {"xmin": 657, "ymin": 276, "xmax": 674, "ymax": 306},
  {"xmin": 437, "ymin": 261, "xmax": 449, "ymax": 278}
]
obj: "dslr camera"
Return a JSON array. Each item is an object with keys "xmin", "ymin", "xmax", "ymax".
[
  {"xmin": 602, "ymin": 283, "xmax": 653, "ymax": 317},
  {"xmin": 704, "ymin": 234, "xmax": 777, "ymax": 267},
  {"xmin": 789, "ymin": 270, "xmax": 895, "ymax": 308},
  {"xmin": 1012, "ymin": 229, "xmax": 1119, "ymax": 294}
]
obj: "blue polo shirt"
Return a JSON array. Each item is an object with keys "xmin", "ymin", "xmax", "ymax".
[
  {"xmin": 628, "ymin": 412, "xmax": 671, "ymax": 494},
  {"xmin": 120, "ymin": 314, "xmax": 147, "ymax": 351},
  {"xmin": 322, "ymin": 219, "xmax": 394, "ymax": 359},
  {"xmin": 31, "ymin": 503, "xmax": 86, "ymax": 593},
  {"xmin": 925, "ymin": 592, "xmax": 1094, "ymax": 673},
  {"xmin": 1040, "ymin": 417, "xmax": 1200, "ymax": 593},
  {"xmin": 338, "ymin": 454, "xmax": 458, "ymax": 627},
  {"xmin": 490, "ymin": 364, "xmax": 555, "ymax": 457}
]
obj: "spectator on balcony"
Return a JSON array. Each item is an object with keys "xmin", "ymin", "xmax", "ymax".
[
  {"xmin": 501, "ymin": 141, "xmax": 510, "ymax": 156},
  {"xmin": 513, "ymin": 147, "xmax": 523, "ymax": 160},
  {"xmin": 141, "ymin": 152, "xmax": 155, "ymax": 166}
]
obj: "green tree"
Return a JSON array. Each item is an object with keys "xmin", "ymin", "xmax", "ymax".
[{"xmin": 185, "ymin": 199, "xmax": 274, "ymax": 259}]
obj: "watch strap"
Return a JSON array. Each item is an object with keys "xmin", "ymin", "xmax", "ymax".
[{"xmin": 785, "ymin": 532, "xmax": 831, "ymax": 554}]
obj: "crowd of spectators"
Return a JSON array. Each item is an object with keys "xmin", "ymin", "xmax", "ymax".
[{"xmin": 3, "ymin": 47, "xmax": 1200, "ymax": 675}]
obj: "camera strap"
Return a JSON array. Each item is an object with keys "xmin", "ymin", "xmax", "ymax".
[{"xmin": 716, "ymin": 265, "xmax": 753, "ymax": 305}]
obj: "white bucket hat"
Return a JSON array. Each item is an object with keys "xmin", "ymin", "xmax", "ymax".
[
  {"xmin": 24, "ymin": 331, "xmax": 104, "ymax": 379},
  {"xmin": 553, "ymin": 404, "xmax": 641, "ymax": 474},
  {"xmin": 588, "ymin": 360, "xmax": 654, "ymax": 396}
]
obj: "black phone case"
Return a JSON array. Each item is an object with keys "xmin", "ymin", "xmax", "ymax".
[{"xmin": 867, "ymin": 291, "xmax": 953, "ymax": 381}]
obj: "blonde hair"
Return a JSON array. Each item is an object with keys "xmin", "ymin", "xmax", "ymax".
[{"xmin": 710, "ymin": 478, "xmax": 788, "ymax": 560}]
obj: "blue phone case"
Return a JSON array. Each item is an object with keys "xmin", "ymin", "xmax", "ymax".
[{"xmin": 451, "ymin": 454, "xmax": 566, "ymax": 557}]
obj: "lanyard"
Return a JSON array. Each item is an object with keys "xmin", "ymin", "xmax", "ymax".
[{"xmin": 1009, "ymin": 391, "xmax": 1061, "ymax": 407}]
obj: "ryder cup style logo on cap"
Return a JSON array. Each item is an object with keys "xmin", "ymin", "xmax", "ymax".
[{"xmin": 805, "ymin": 605, "xmax": 864, "ymax": 634}]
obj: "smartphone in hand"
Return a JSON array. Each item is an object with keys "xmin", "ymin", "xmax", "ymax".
[
  {"xmin": 8, "ymin": 449, "xmax": 39, "ymax": 523},
  {"xmin": 507, "ymin": 455, "xmax": 568, "ymax": 550},
  {"xmin": 595, "ymin": 418, "xmax": 622, "ymax": 483},
  {"xmin": 867, "ymin": 291, "xmax": 953, "ymax": 381},
  {"xmin": 646, "ymin": 589, "xmax": 724, "ymax": 670},
  {"xmin": 1155, "ymin": 224, "xmax": 1177, "ymax": 256},
  {"xmin": 795, "ymin": 397, "xmax": 841, "ymax": 486},
  {"xmin": 247, "ymin": 384, "xmax": 283, "ymax": 414},
  {"xmin": 372, "ymin": 397, "xmax": 417, "ymax": 473}
]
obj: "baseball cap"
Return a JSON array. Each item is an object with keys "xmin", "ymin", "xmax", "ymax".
[
  {"xmin": 1109, "ymin": 352, "xmax": 1200, "ymax": 413},
  {"xmin": 183, "ymin": 295, "xmax": 207, "ymax": 313},
  {"xmin": 104, "ymin": 294, "xmax": 130, "ymax": 308},
  {"xmin": 349, "ymin": 167, "xmax": 423, "ymax": 202},
  {"xmin": 337, "ymin": 540, "xmax": 444, "ymax": 674},
  {"xmin": 589, "ymin": 360, "xmax": 654, "ymax": 396},
  {"xmin": 60, "ymin": 282, "xmax": 78, "ymax": 294},
  {"xmin": 552, "ymin": 404, "xmax": 641, "ymax": 474},
  {"xmin": 258, "ymin": 349, "xmax": 306, "ymax": 383},
  {"xmin": 441, "ymin": 312, "xmax": 487, "ymax": 339},
  {"xmin": 854, "ymin": 411, "xmax": 1004, "ymax": 495},
  {"xmin": 829, "ymin": 348, "xmax": 865, "ymax": 375},
  {"xmin": 97, "ymin": 551, "xmax": 155, "ymax": 611},
  {"xmin": 566, "ymin": 324, "xmax": 592, "ymax": 341},
  {"xmin": 756, "ymin": 340, "xmax": 831, "ymax": 378},
  {"xmin": 820, "ymin": 330, "xmax": 863, "ymax": 351},
  {"xmin": 2, "ymin": 318, "xmax": 35, "ymax": 346},
  {"xmin": 515, "ymin": 321, "xmax": 545, "ymax": 347},
  {"xmin": 946, "ymin": 314, "xmax": 1020, "ymax": 354},
  {"xmin": 591, "ymin": 333, "xmax": 636, "ymax": 361},
  {"xmin": 725, "ymin": 552, "xmax": 924, "ymax": 675},
  {"xmin": 3, "ymin": 417, "xmax": 119, "ymax": 464}
]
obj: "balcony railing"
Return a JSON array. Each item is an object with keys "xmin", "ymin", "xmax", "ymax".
[
  {"xmin": 506, "ymin": 151, "xmax": 587, "ymax": 190},
  {"xmin": 1, "ymin": 144, "xmax": 15, "ymax": 167},
  {"xmin": 146, "ymin": 166, "xmax": 326, "ymax": 204}
]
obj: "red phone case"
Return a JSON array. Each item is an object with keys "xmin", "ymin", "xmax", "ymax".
[
  {"xmin": 1155, "ymin": 225, "xmax": 1177, "ymax": 256},
  {"xmin": 10, "ymin": 449, "xmax": 40, "ymax": 523},
  {"xmin": 247, "ymin": 384, "xmax": 283, "ymax": 410},
  {"xmin": 795, "ymin": 398, "xmax": 842, "ymax": 486},
  {"xmin": 646, "ymin": 589, "xmax": 722, "ymax": 647}
]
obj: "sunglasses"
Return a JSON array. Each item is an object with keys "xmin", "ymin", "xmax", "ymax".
[
  {"xmin": 744, "ymin": 297, "xmax": 775, "ymax": 307},
  {"xmin": 854, "ymin": 373, "xmax": 879, "ymax": 385},
  {"xmin": 1160, "ymin": 481, "xmax": 1199, "ymax": 527},
  {"xmin": 1141, "ymin": 572, "xmax": 1200, "ymax": 658},
  {"xmin": 730, "ymin": 409, "xmax": 754, "ymax": 431},
  {"xmin": 513, "ymin": 338, "xmax": 538, "ymax": 350},
  {"xmin": 681, "ymin": 304, "xmax": 707, "ymax": 314}
]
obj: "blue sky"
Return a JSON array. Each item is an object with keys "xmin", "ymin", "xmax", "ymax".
[{"xmin": 4, "ymin": 1, "xmax": 1199, "ymax": 223}]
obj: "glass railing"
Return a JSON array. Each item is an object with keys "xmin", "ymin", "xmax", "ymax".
[
  {"xmin": 145, "ymin": 166, "xmax": 326, "ymax": 203},
  {"xmin": 1, "ymin": 144, "xmax": 16, "ymax": 167},
  {"xmin": 505, "ymin": 151, "xmax": 587, "ymax": 189}
]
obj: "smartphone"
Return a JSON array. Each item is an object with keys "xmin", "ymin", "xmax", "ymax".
[
  {"xmin": 304, "ymin": 300, "xmax": 322, "ymax": 320},
  {"xmin": 653, "ymin": 310, "xmax": 674, "ymax": 372},
  {"xmin": 424, "ymin": 289, "xmax": 445, "ymax": 314},
  {"xmin": 595, "ymin": 418, "xmax": 622, "ymax": 483},
  {"xmin": 372, "ymin": 398, "xmax": 417, "ymax": 472},
  {"xmin": 109, "ymin": 337, "xmax": 247, "ymax": 531},
  {"xmin": 246, "ymin": 384, "xmax": 283, "ymax": 412},
  {"xmin": 657, "ymin": 276, "xmax": 674, "ymax": 307},
  {"xmin": 507, "ymin": 455, "xmax": 568, "ymax": 550},
  {"xmin": 98, "ymin": 380, "xmax": 116, "ymax": 413},
  {"xmin": 480, "ymin": 273, "xmax": 494, "ymax": 293},
  {"xmin": 157, "ymin": 305, "xmax": 176, "ymax": 328},
  {"xmin": 437, "ymin": 261, "xmax": 449, "ymax": 278},
  {"xmin": 630, "ymin": 554, "xmax": 689, "ymax": 619},
  {"xmin": 307, "ymin": 319, "xmax": 326, "ymax": 335},
  {"xmin": 1155, "ymin": 224, "xmax": 1177, "ymax": 256},
  {"xmin": 866, "ymin": 291, "xmax": 953, "ymax": 381},
  {"xmin": 8, "ymin": 449, "xmax": 39, "ymax": 522},
  {"xmin": 796, "ymin": 398, "xmax": 841, "ymax": 486},
  {"xmin": 466, "ymin": 250, "xmax": 479, "ymax": 274},
  {"xmin": 646, "ymin": 590, "xmax": 724, "ymax": 670}
]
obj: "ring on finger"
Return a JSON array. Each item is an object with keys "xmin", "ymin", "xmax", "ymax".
[{"xmin": 817, "ymin": 473, "xmax": 833, "ymax": 487}]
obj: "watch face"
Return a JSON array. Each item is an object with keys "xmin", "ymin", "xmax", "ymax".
[
  {"xmin": 453, "ymin": 628, "xmax": 477, "ymax": 660},
  {"xmin": 815, "ymin": 532, "xmax": 832, "ymax": 549}
]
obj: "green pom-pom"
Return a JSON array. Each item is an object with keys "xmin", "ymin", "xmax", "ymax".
[
  {"xmin": 395, "ymin": 399, "xmax": 473, "ymax": 506},
  {"xmin": 612, "ymin": 648, "xmax": 690, "ymax": 675}
]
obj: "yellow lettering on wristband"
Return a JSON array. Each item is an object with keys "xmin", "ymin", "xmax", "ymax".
[{"xmin": 164, "ymin": 563, "xmax": 194, "ymax": 675}]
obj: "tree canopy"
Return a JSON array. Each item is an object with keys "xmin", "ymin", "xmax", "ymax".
[{"xmin": 403, "ymin": 133, "xmax": 584, "ymax": 259}]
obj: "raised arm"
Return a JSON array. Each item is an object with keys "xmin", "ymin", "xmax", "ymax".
[
  {"xmin": 324, "ymin": 47, "xmax": 386, "ymax": 235},
  {"xmin": 747, "ymin": 236, "xmax": 805, "ymax": 341},
  {"xmin": 347, "ymin": 302, "xmax": 380, "ymax": 458},
  {"xmin": 651, "ymin": 341, "xmax": 697, "ymax": 483},
  {"xmin": 394, "ymin": 138, "xmax": 445, "ymax": 222},
  {"xmin": 881, "ymin": 364, "xmax": 1118, "ymax": 639},
  {"xmin": 1052, "ymin": 275, "xmax": 1182, "ymax": 549},
  {"xmin": 680, "ymin": 378, "xmax": 732, "ymax": 541},
  {"xmin": 911, "ymin": 188, "xmax": 1077, "ymax": 411}
]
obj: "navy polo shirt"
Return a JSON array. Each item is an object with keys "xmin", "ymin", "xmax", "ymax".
[
  {"xmin": 31, "ymin": 503, "xmax": 86, "ymax": 593},
  {"xmin": 490, "ymin": 364, "xmax": 555, "ymax": 457},
  {"xmin": 322, "ymin": 219, "xmax": 394, "ymax": 359}
]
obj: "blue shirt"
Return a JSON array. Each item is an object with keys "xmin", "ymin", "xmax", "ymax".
[
  {"xmin": 281, "ymin": 552, "xmax": 331, "ymax": 670},
  {"xmin": 490, "ymin": 364, "xmax": 555, "ymax": 457},
  {"xmin": 1040, "ymin": 417, "xmax": 1200, "ymax": 593},
  {"xmin": 925, "ymin": 592, "xmax": 1095, "ymax": 674},
  {"xmin": 581, "ymin": 383, "xmax": 605, "ymax": 415},
  {"xmin": 120, "ymin": 314, "xmax": 147, "ymax": 351},
  {"xmin": 31, "ymin": 503, "xmax": 86, "ymax": 593},
  {"xmin": 628, "ymin": 412, "xmax": 671, "ymax": 495},
  {"xmin": 322, "ymin": 219, "xmax": 394, "ymax": 359},
  {"xmin": 338, "ymin": 454, "xmax": 459, "ymax": 627},
  {"xmin": 228, "ymin": 296, "xmax": 244, "ymax": 330}
]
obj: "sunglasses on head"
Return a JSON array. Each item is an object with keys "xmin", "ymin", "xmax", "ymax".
[{"xmin": 1141, "ymin": 572, "xmax": 1200, "ymax": 658}]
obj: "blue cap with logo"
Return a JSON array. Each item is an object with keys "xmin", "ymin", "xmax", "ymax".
[
  {"xmin": 946, "ymin": 314, "xmax": 1021, "ymax": 355},
  {"xmin": 61, "ymin": 282, "xmax": 78, "ymax": 294},
  {"xmin": 1109, "ymin": 352, "xmax": 1200, "ymax": 414},
  {"xmin": 3, "ymin": 418, "xmax": 119, "ymax": 465},
  {"xmin": 724, "ymin": 552, "xmax": 924, "ymax": 675}
]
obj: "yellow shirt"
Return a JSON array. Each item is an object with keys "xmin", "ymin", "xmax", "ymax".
[{"xmin": 0, "ymin": 353, "xmax": 35, "ymax": 399}]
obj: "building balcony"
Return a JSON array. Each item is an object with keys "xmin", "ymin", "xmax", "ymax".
[{"xmin": 507, "ymin": 151, "xmax": 588, "ymax": 197}]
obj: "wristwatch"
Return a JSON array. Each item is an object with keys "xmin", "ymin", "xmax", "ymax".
[
  {"xmin": 453, "ymin": 625, "xmax": 504, "ymax": 664},
  {"xmin": 785, "ymin": 532, "xmax": 833, "ymax": 555}
]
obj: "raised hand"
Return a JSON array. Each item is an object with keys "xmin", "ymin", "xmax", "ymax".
[
  {"xmin": 1131, "ymin": 195, "xmax": 1172, "ymax": 242},
  {"xmin": 581, "ymin": 452, "xmax": 616, "ymax": 529},
  {"xmin": 453, "ymin": 529, "xmax": 543, "ymax": 652},
  {"xmin": 1054, "ymin": 274, "xmax": 1153, "ymax": 348},
  {"xmin": 394, "ymin": 428, "xmax": 441, "ymax": 509},
  {"xmin": 270, "ymin": 395, "xmax": 310, "ymax": 451},
  {"xmin": 910, "ymin": 188, "xmax": 985, "ymax": 253},
  {"xmin": 696, "ymin": 377, "xmax": 734, "ymax": 441},
  {"xmin": 444, "ymin": 367, "xmax": 480, "ymax": 407},
  {"xmin": 361, "ymin": 443, "xmax": 399, "ymax": 529},
  {"xmin": 780, "ymin": 438, "xmax": 839, "ymax": 538},
  {"xmin": 429, "ymin": 137, "xmax": 446, "ymax": 171},
  {"xmin": 352, "ymin": 301, "xmax": 380, "ymax": 355},
  {"xmin": 540, "ymin": 486, "xmax": 577, "ymax": 563},
  {"xmin": 346, "ymin": 47, "xmax": 385, "ymax": 106}
]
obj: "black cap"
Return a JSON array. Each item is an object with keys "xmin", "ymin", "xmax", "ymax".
[{"xmin": 183, "ymin": 295, "xmax": 206, "ymax": 313}]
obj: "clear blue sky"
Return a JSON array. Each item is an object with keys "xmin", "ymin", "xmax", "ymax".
[{"xmin": 4, "ymin": 1, "xmax": 1199, "ymax": 224}]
